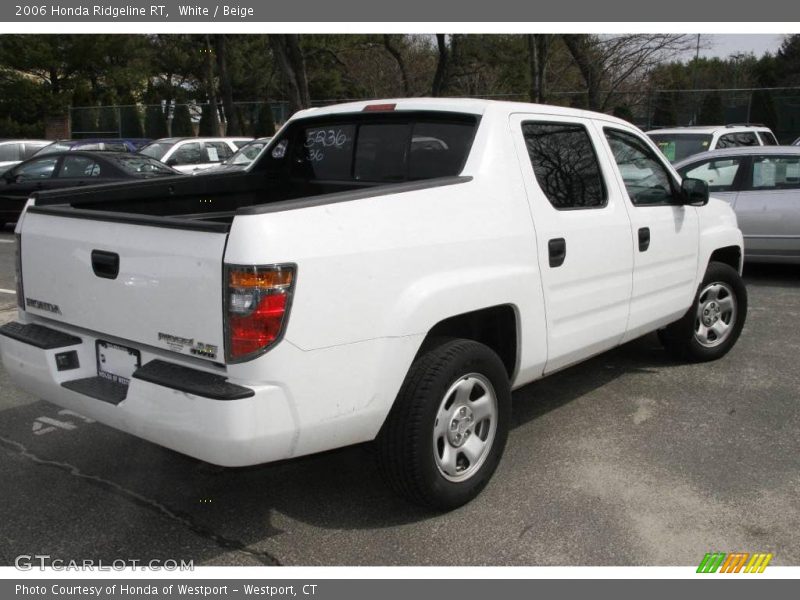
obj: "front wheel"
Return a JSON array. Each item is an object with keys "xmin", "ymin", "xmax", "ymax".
[
  {"xmin": 659, "ymin": 261, "xmax": 747, "ymax": 362},
  {"xmin": 376, "ymin": 339, "xmax": 511, "ymax": 510}
]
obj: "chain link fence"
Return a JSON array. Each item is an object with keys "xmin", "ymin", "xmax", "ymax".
[
  {"xmin": 69, "ymin": 88, "xmax": 800, "ymax": 144},
  {"xmin": 69, "ymin": 101, "xmax": 291, "ymax": 140}
]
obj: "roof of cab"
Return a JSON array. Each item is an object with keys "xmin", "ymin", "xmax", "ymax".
[
  {"xmin": 290, "ymin": 98, "xmax": 638, "ymax": 129},
  {"xmin": 647, "ymin": 125, "xmax": 772, "ymax": 135}
]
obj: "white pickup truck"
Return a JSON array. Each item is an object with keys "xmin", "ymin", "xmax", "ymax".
[{"xmin": 0, "ymin": 99, "xmax": 747, "ymax": 510}]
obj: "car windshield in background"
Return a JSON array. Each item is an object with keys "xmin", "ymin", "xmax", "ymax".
[
  {"xmin": 289, "ymin": 116, "xmax": 477, "ymax": 182},
  {"xmin": 112, "ymin": 155, "xmax": 176, "ymax": 176},
  {"xmin": 138, "ymin": 142, "xmax": 173, "ymax": 161},
  {"xmin": 227, "ymin": 142, "xmax": 267, "ymax": 165},
  {"xmin": 648, "ymin": 133, "xmax": 713, "ymax": 162}
]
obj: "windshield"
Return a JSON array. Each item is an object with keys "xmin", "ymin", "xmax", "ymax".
[
  {"xmin": 33, "ymin": 142, "xmax": 72, "ymax": 157},
  {"xmin": 225, "ymin": 141, "xmax": 268, "ymax": 166},
  {"xmin": 138, "ymin": 142, "xmax": 173, "ymax": 161},
  {"xmin": 648, "ymin": 133, "xmax": 713, "ymax": 162},
  {"xmin": 112, "ymin": 155, "xmax": 177, "ymax": 176}
]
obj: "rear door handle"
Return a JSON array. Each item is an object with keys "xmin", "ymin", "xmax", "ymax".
[
  {"xmin": 548, "ymin": 237, "xmax": 566, "ymax": 268},
  {"xmin": 638, "ymin": 227, "xmax": 651, "ymax": 252},
  {"xmin": 91, "ymin": 250, "xmax": 120, "ymax": 280}
]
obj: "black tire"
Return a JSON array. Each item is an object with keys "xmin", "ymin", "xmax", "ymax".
[
  {"xmin": 659, "ymin": 261, "xmax": 747, "ymax": 362},
  {"xmin": 376, "ymin": 338, "xmax": 511, "ymax": 511}
]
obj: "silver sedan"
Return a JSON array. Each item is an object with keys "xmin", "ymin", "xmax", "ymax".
[{"xmin": 675, "ymin": 146, "xmax": 800, "ymax": 264}]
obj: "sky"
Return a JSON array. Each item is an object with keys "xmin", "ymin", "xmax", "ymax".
[{"xmin": 695, "ymin": 34, "xmax": 787, "ymax": 59}]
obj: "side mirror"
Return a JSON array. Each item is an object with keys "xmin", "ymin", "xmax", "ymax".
[
  {"xmin": 681, "ymin": 177, "xmax": 709, "ymax": 206},
  {"xmin": 165, "ymin": 157, "xmax": 178, "ymax": 167}
]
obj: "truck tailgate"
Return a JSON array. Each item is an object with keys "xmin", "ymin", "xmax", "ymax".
[{"xmin": 20, "ymin": 210, "xmax": 228, "ymax": 364}]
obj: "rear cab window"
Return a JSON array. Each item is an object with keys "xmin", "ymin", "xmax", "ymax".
[{"xmin": 258, "ymin": 112, "xmax": 478, "ymax": 184}]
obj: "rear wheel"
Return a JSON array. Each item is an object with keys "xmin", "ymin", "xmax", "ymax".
[
  {"xmin": 659, "ymin": 261, "xmax": 747, "ymax": 362},
  {"xmin": 376, "ymin": 339, "xmax": 511, "ymax": 510}
]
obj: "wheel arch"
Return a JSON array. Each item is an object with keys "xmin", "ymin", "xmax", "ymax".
[{"xmin": 415, "ymin": 304, "xmax": 520, "ymax": 381}]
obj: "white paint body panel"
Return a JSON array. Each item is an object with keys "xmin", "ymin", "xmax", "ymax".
[{"xmin": 3, "ymin": 99, "xmax": 744, "ymax": 467}]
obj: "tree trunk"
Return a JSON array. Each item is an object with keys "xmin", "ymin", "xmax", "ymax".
[
  {"xmin": 383, "ymin": 35, "xmax": 411, "ymax": 96},
  {"xmin": 215, "ymin": 35, "xmax": 240, "ymax": 135},
  {"xmin": 431, "ymin": 34, "xmax": 450, "ymax": 97},
  {"xmin": 203, "ymin": 34, "xmax": 220, "ymax": 136},
  {"xmin": 527, "ymin": 35, "xmax": 550, "ymax": 103},
  {"xmin": 562, "ymin": 34, "xmax": 602, "ymax": 111},
  {"xmin": 270, "ymin": 34, "xmax": 311, "ymax": 114}
]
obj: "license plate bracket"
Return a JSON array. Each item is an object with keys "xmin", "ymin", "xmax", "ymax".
[{"xmin": 96, "ymin": 340, "xmax": 141, "ymax": 385}]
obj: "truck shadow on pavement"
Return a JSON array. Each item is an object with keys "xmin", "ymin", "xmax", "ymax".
[{"xmin": 0, "ymin": 331, "xmax": 682, "ymax": 566}]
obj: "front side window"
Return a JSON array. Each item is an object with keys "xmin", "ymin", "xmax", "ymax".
[
  {"xmin": 605, "ymin": 128, "xmax": 677, "ymax": 206},
  {"xmin": 521, "ymin": 121, "xmax": 606, "ymax": 209},
  {"xmin": 750, "ymin": 155, "xmax": 800, "ymax": 190},
  {"xmin": 58, "ymin": 155, "xmax": 101, "ymax": 178},
  {"xmin": 678, "ymin": 158, "xmax": 743, "ymax": 192}
]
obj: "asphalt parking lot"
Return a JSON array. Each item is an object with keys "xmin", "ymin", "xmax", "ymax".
[{"xmin": 0, "ymin": 226, "xmax": 797, "ymax": 567}]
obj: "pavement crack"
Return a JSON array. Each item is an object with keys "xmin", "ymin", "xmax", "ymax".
[{"xmin": 0, "ymin": 434, "xmax": 282, "ymax": 566}]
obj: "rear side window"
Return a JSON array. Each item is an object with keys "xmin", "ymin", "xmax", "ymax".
[
  {"xmin": 289, "ymin": 117, "xmax": 476, "ymax": 182},
  {"xmin": 521, "ymin": 121, "xmax": 606, "ymax": 209},
  {"xmin": 750, "ymin": 155, "xmax": 800, "ymax": 190},
  {"xmin": 205, "ymin": 141, "xmax": 233, "ymax": 163},
  {"xmin": 717, "ymin": 132, "xmax": 759, "ymax": 148},
  {"xmin": 0, "ymin": 143, "xmax": 20, "ymax": 162},
  {"xmin": 758, "ymin": 131, "xmax": 779, "ymax": 145},
  {"xmin": 59, "ymin": 156, "xmax": 101, "ymax": 178}
]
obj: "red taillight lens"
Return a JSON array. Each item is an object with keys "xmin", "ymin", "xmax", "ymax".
[{"xmin": 225, "ymin": 264, "xmax": 295, "ymax": 362}]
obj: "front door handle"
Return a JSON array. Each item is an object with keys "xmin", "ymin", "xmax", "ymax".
[
  {"xmin": 548, "ymin": 238, "xmax": 566, "ymax": 268},
  {"xmin": 638, "ymin": 227, "xmax": 651, "ymax": 252}
]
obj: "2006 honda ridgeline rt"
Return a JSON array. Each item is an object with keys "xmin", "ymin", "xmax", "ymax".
[{"xmin": 0, "ymin": 99, "xmax": 747, "ymax": 509}]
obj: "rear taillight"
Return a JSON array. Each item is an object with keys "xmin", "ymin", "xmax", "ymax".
[
  {"xmin": 14, "ymin": 233, "xmax": 24, "ymax": 309},
  {"xmin": 225, "ymin": 264, "xmax": 295, "ymax": 362}
]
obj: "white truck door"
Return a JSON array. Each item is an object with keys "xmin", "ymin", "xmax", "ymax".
[
  {"xmin": 597, "ymin": 124, "xmax": 700, "ymax": 342},
  {"xmin": 510, "ymin": 114, "xmax": 634, "ymax": 373}
]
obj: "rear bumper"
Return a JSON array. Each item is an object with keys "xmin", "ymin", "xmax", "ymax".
[
  {"xmin": 0, "ymin": 318, "xmax": 420, "ymax": 467},
  {"xmin": 0, "ymin": 321, "xmax": 298, "ymax": 466}
]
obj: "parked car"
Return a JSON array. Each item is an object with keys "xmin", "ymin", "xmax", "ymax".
[
  {"xmin": 139, "ymin": 137, "xmax": 253, "ymax": 173},
  {"xmin": 0, "ymin": 139, "xmax": 52, "ymax": 175},
  {"xmin": 675, "ymin": 146, "xmax": 800, "ymax": 263},
  {"xmin": 0, "ymin": 99, "xmax": 746, "ymax": 510},
  {"xmin": 34, "ymin": 138, "xmax": 151, "ymax": 157},
  {"xmin": 196, "ymin": 137, "xmax": 272, "ymax": 173},
  {"xmin": 647, "ymin": 125, "xmax": 779, "ymax": 163},
  {"xmin": 0, "ymin": 150, "xmax": 180, "ymax": 227}
]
